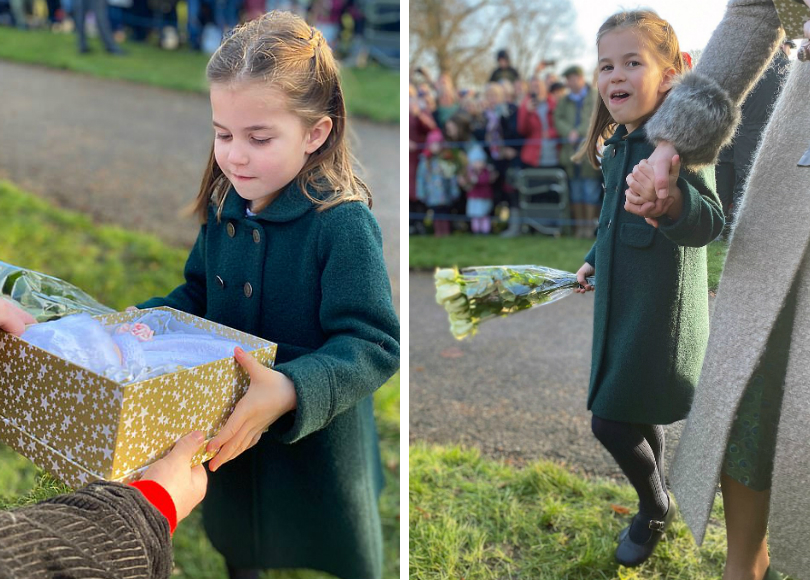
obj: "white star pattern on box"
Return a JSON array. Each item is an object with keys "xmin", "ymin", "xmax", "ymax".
[{"xmin": 0, "ymin": 307, "xmax": 276, "ymax": 488}]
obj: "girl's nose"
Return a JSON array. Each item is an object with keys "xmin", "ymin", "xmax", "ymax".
[{"xmin": 227, "ymin": 143, "xmax": 249, "ymax": 166}]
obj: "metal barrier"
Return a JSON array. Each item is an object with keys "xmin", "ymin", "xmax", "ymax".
[{"xmin": 513, "ymin": 167, "xmax": 571, "ymax": 236}]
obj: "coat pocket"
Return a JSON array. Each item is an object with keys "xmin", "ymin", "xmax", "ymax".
[{"xmin": 619, "ymin": 223, "xmax": 656, "ymax": 248}]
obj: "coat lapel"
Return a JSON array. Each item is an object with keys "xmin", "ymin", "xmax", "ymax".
[
  {"xmin": 770, "ymin": 245, "xmax": 810, "ymax": 577},
  {"xmin": 671, "ymin": 61, "xmax": 810, "ymax": 545}
]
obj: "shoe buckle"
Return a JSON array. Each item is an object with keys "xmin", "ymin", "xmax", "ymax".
[{"xmin": 648, "ymin": 519, "xmax": 665, "ymax": 532}]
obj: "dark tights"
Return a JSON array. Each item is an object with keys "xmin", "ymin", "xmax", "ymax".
[{"xmin": 591, "ymin": 415, "xmax": 669, "ymax": 543}]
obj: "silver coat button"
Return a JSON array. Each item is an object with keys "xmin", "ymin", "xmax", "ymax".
[
  {"xmin": 216, "ymin": 275, "xmax": 225, "ymax": 288},
  {"xmin": 244, "ymin": 282, "xmax": 253, "ymax": 298},
  {"xmin": 227, "ymin": 222, "xmax": 236, "ymax": 237},
  {"xmin": 252, "ymin": 229, "xmax": 261, "ymax": 244}
]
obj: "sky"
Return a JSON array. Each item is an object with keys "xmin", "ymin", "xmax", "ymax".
[{"xmin": 562, "ymin": 0, "xmax": 729, "ymax": 73}]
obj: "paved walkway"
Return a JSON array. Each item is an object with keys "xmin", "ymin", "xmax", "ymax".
[
  {"xmin": 409, "ymin": 270, "xmax": 688, "ymax": 480},
  {"xmin": 0, "ymin": 59, "xmax": 399, "ymax": 306}
]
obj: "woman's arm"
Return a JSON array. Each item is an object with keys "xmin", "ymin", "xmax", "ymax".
[
  {"xmin": 645, "ymin": 0, "xmax": 783, "ymax": 168},
  {"xmin": 0, "ymin": 482, "xmax": 172, "ymax": 578}
]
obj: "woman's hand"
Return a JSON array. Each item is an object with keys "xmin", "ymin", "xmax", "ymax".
[
  {"xmin": 206, "ymin": 348, "xmax": 297, "ymax": 472},
  {"xmin": 0, "ymin": 298, "xmax": 36, "ymax": 336},
  {"xmin": 141, "ymin": 431, "xmax": 207, "ymax": 523},
  {"xmin": 625, "ymin": 151, "xmax": 682, "ymax": 227},
  {"xmin": 645, "ymin": 140, "xmax": 679, "ymax": 200},
  {"xmin": 575, "ymin": 262, "xmax": 595, "ymax": 293}
]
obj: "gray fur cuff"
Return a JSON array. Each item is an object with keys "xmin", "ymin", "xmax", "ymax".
[{"xmin": 645, "ymin": 73, "xmax": 739, "ymax": 168}]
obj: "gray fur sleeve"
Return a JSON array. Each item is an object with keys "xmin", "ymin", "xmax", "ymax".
[{"xmin": 645, "ymin": 0, "xmax": 783, "ymax": 167}]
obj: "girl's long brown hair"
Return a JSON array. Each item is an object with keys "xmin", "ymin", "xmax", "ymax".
[
  {"xmin": 573, "ymin": 10, "xmax": 685, "ymax": 169},
  {"xmin": 192, "ymin": 11, "xmax": 371, "ymax": 223}
]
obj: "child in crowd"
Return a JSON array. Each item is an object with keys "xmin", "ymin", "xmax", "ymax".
[
  {"xmin": 573, "ymin": 10, "xmax": 724, "ymax": 567},
  {"xmin": 416, "ymin": 129, "xmax": 462, "ymax": 237},
  {"xmin": 459, "ymin": 145, "xmax": 495, "ymax": 234},
  {"xmin": 136, "ymin": 12, "xmax": 400, "ymax": 578}
]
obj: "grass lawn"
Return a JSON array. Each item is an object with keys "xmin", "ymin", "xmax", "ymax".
[
  {"xmin": 0, "ymin": 27, "xmax": 398, "ymax": 123},
  {"xmin": 410, "ymin": 443, "xmax": 734, "ymax": 580},
  {"xmin": 0, "ymin": 179, "xmax": 400, "ymax": 578},
  {"xmin": 410, "ymin": 234, "xmax": 730, "ymax": 292}
]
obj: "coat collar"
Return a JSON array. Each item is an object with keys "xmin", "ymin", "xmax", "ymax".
[
  {"xmin": 604, "ymin": 123, "xmax": 648, "ymax": 145},
  {"xmin": 218, "ymin": 180, "xmax": 318, "ymax": 223}
]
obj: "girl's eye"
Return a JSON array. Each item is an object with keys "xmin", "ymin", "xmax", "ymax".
[
  {"xmin": 252, "ymin": 137, "xmax": 272, "ymax": 144},
  {"xmin": 628, "ymin": 61, "xmax": 641, "ymax": 67},
  {"xmin": 215, "ymin": 133, "xmax": 232, "ymax": 141},
  {"xmin": 600, "ymin": 65, "xmax": 613, "ymax": 72}
]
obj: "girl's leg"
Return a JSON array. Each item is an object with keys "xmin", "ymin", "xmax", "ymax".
[
  {"xmin": 636, "ymin": 423, "xmax": 666, "ymax": 489},
  {"xmin": 482, "ymin": 216, "xmax": 491, "ymax": 234},
  {"xmin": 591, "ymin": 415, "xmax": 669, "ymax": 543},
  {"xmin": 720, "ymin": 472, "xmax": 771, "ymax": 580},
  {"xmin": 471, "ymin": 217, "xmax": 481, "ymax": 234}
]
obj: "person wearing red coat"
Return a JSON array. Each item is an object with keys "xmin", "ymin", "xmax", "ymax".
[{"xmin": 516, "ymin": 77, "xmax": 559, "ymax": 168}]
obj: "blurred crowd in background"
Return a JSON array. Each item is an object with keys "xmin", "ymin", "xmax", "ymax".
[
  {"xmin": 0, "ymin": 0, "xmax": 399, "ymax": 65},
  {"xmin": 409, "ymin": 49, "xmax": 605, "ymax": 239},
  {"xmin": 410, "ymin": 40, "xmax": 796, "ymax": 239}
]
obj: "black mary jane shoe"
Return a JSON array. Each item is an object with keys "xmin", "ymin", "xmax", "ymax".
[{"xmin": 615, "ymin": 506, "xmax": 674, "ymax": 567}]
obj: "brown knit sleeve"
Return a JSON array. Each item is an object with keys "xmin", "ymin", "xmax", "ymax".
[{"xmin": 0, "ymin": 481, "xmax": 172, "ymax": 578}]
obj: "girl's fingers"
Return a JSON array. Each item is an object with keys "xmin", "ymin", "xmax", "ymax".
[
  {"xmin": 207, "ymin": 407, "xmax": 246, "ymax": 454},
  {"xmin": 211, "ymin": 421, "xmax": 257, "ymax": 471},
  {"xmin": 246, "ymin": 432, "xmax": 262, "ymax": 451},
  {"xmin": 631, "ymin": 165, "xmax": 655, "ymax": 198},
  {"xmin": 625, "ymin": 189, "xmax": 647, "ymax": 206}
]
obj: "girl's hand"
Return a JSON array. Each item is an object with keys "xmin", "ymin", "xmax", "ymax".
[
  {"xmin": 575, "ymin": 262, "xmax": 595, "ymax": 293},
  {"xmin": 0, "ymin": 298, "xmax": 36, "ymax": 336},
  {"xmin": 206, "ymin": 347, "xmax": 297, "ymax": 472},
  {"xmin": 625, "ymin": 156, "xmax": 681, "ymax": 227},
  {"xmin": 625, "ymin": 159, "xmax": 674, "ymax": 226}
]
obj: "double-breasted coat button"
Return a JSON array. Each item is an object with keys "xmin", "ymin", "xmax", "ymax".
[
  {"xmin": 607, "ymin": 219, "xmax": 612, "ymax": 229},
  {"xmin": 252, "ymin": 229, "xmax": 261, "ymax": 244},
  {"xmin": 244, "ymin": 282, "xmax": 253, "ymax": 298},
  {"xmin": 612, "ymin": 148, "xmax": 616, "ymax": 157},
  {"xmin": 216, "ymin": 275, "xmax": 225, "ymax": 288},
  {"xmin": 227, "ymin": 222, "xmax": 236, "ymax": 237}
]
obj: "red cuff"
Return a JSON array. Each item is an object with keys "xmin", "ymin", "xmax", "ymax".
[{"xmin": 130, "ymin": 480, "xmax": 177, "ymax": 534}]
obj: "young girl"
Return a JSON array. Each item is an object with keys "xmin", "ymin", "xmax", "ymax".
[
  {"xmin": 136, "ymin": 12, "xmax": 400, "ymax": 579},
  {"xmin": 573, "ymin": 11, "xmax": 724, "ymax": 567},
  {"xmin": 416, "ymin": 129, "xmax": 462, "ymax": 237},
  {"xmin": 459, "ymin": 145, "xmax": 495, "ymax": 234}
]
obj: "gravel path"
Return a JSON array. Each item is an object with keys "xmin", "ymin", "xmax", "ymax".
[
  {"xmin": 0, "ymin": 59, "xmax": 399, "ymax": 307},
  {"xmin": 409, "ymin": 270, "xmax": 690, "ymax": 481}
]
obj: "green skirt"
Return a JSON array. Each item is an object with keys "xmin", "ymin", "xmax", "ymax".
[{"xmin": 723, "ymin": 282, "xmax": 798, "ymax": 491}]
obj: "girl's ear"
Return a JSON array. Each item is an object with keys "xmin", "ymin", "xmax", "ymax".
[
  {"xmin": 305, "ymin": 116, "xmax": 333, "ymax": 154},
  {"xmin": 658, "ymin": 66, "xmax": 678, "ymax": 93}
]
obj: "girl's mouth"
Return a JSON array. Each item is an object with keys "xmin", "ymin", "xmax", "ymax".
[
  {"xmin": 233, "ymin": 174, "xmax": 256, "ymax": 181},
  {"xmin": 610, "ymin": 91, "xmax": 630, "ymax": 104}
]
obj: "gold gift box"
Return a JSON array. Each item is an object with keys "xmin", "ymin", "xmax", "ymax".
[{"xmin": 0, "ymin": 307, "xmax": 277, "ymax": 488}]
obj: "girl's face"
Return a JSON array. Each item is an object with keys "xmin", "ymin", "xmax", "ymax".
[
  {"xmin": 210, "ymin": 83, "xmax": 331, "ymax": 211},
  {"xmin": 597, "ymin": 29, "xmax": 675, "ymax": 134}
]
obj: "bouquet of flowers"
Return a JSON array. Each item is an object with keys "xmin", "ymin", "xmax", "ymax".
[
  {"xmin": 0, "ymin": 260, "xmax": 114, "ymax": 322},
  {"xmin": 435, "ymin": 265, "xmax": 595, "ymax": 339}
]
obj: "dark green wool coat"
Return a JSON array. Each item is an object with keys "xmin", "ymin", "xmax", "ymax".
[
  {"xmin": 584, "ymin": 124, "xmax": 724, "ymax": 425},
  {"xmin": 138, "ymin": 182, "xmax": 400, "ymax": 579}
]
